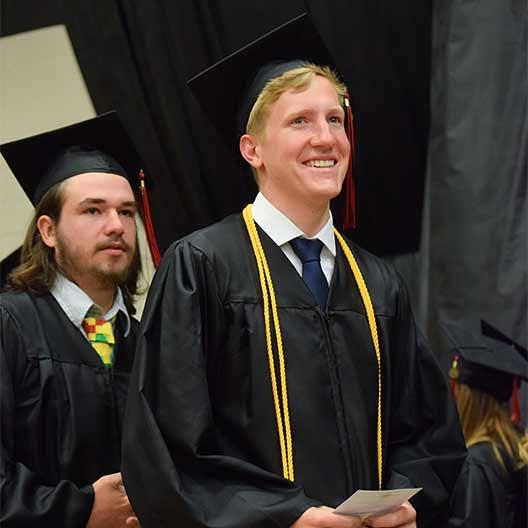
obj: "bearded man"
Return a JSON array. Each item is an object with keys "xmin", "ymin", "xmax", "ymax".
[{"xmin": 0, "ymin": 112, "xmax": 141, "ymax": 527}]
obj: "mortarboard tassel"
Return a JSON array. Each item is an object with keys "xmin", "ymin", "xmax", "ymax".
[
  {"xmin": 342, "ymin": 93, "xmax": 356, "ymax": 231},
  {"xmin": 139, "ymin": 170, "xmax": 161, "ymax": 268},
  {"xmin": 448, "ymin": 354, "xmax": 460, "ymax": 395},
  {"xmin": 510, "ymin": 377, "xmax": 521, "ymax": 425}
]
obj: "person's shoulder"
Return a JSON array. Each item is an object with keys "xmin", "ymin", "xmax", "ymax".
[
  {"xmin": 467, "ymin": 441, "xmax": 495, "ymax": 462},
  {"xmin": 0, "ymin": 291, "xmax": 42, "ymax": 352},
  {"xmin": 338, "ymin": 234, "xmax": 405, "ymax": 298},
  {"xmin": 467, "ymin": 441, "xmax": 512, "ymax": 479},
  {"xmin": 164, "ymin": 214, "xmax": 246, "ymax": 261},
  {"xmin": 0, "ymin": 289, "xmax": 37, "ymax": 314}
]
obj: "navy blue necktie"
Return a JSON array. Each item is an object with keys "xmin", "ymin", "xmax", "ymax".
[{"xmin": 290, "ymin": 237, "xmax": 329, "ymax": 310}]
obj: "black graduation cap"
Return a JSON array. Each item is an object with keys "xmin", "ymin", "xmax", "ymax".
[
  {"xmin": 441, "ymin": 320, "xmax": 528, "ymax": 401},
  {"xmin": 0, "ymin": 111, "xmax": 143, "ymax": 206},
  {"xmin": 187, "ymin": 12, "xmax": 337, "ymax": 153},
  {"xmin": 481, "ymin": 319, "xmax": 527, "ymax": 356}
]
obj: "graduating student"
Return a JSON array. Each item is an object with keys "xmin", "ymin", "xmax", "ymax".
[
  {"xmin": 122, "ymin": 14, "xmax": 466, "ymax": 528},
  {"xmin": 0, "ymin": 113, "xmax": 142, "ymax": 527},
  {"xmin": 443, "ymin": 320, "xmax": 528, "ymax": 528}
]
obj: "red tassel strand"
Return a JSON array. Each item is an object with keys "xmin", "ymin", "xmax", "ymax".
[
  {"xmin": 510, "ymin": 377, "xmax": 521, "ymax": 425},
  {"xmin": 139, "ymin": 170, "xmax": 161, "ymax": 268},
  {"xmin": 343, "ymin": 92, "xmax": 356, "ymax": 230}
]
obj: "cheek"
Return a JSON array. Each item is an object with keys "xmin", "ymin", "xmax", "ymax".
[
  {"xmin": 125, "ymin": 219, "xmax": 137, "ymax": 237},
  {"xmin": 341, "ymin": 134, "xmax": 352, "ymax": 157}
]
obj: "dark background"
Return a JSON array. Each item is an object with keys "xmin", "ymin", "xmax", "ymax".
[{"xmin": 1, "ymin": 0, "xmax": 526, "ymax": 390}]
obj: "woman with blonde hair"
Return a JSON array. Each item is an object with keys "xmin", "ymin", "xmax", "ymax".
[{"xmin": 443, "ymin": 320, "xmax": 528, "ymax": 527}]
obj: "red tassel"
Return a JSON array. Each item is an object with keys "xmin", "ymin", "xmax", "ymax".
[
  {"xmin": 138, "ymin": 170, "xmax": 162, "ymax": 268},
  {"xmin": 342, "ymin": 92, "xmax": 356, "ymax": 230},
  {"xmin": 510, "ymin": 377, "xmax": 521, "ymax": 425},
  {"xmin": 448, "ymin": 355, "xmax": 460, "ymax": 396}
]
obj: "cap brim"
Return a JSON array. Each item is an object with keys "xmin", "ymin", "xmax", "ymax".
[{"xmin": 481, "ymin": 319, "xmax": 527, "ymax": 359}]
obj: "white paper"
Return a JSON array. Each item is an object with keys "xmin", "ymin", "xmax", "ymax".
[{"xmin": 334, "ymin": 488, "xmax": 422, "ymax": 521}]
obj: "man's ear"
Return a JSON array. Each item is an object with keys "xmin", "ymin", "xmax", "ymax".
[
  {"xmin": 239, "ymin": 134, "xmax": 263, "ymax": 169},
  {"xmin": 37, "ymin": 215, "xmax": 58, "ymax": 249}
]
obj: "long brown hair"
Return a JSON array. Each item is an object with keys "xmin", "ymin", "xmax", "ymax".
[
  {"xmin": 6, "ymin": 181, "xmax": 142, "ymax": 315},
  {"xmin": 454, "ymin": 382, "xmax": 528, "ymax": 470}
]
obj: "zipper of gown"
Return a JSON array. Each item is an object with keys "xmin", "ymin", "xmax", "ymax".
[
  {"xmin": 104, "ymin": 365, "xmax": 120, "ymax": 464},
  {"xmin": 321, "ymin": 309, "xmax": 356, "ymax": 496}
]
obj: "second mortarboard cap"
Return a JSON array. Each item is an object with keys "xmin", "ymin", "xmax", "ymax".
[
  {"xmin": 0, "ymin": 111, "xmax": 143, "ymax": 206},
  {"xmin": 441, "ymin": 320, "xmax": 528, "ymax": 402}
]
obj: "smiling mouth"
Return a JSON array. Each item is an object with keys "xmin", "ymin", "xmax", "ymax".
[{"xmin": 303, "ymin": 159, "xmax": 337, "ymax": 168}]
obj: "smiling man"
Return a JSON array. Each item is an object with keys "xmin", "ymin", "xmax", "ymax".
[
  {"xmin": 0, "ymin": 113, "xmax": 141, "ymax": 527},
  {"xmin": 122, "ymin": 15, "xmax": 466, "ymax": 528}
]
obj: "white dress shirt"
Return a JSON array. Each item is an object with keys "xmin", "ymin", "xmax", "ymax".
[
  {"xmin": 251, "ymin": 192, "xmax": 336, "ymax": 285},
  {"xmin": 51, "ymin": 273, "xmax": 131, "ymax": 340}
]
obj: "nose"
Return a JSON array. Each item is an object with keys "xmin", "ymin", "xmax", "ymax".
[
  {"xmin": 310, "ymin": 119, "xmax": 336, "ymax": 148},
  {"xmin": 104, "ymin": 209, "xmax": 125, "ymax": 236}
]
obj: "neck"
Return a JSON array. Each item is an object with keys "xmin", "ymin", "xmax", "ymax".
[
  {"xmin": 81, "ymin": 283, "xmax": 116, "ymax": 314},
  {"xmin": 260, "ymin": 189, "xmax": 330, "ymax": 237},
  {"xmin": 63, "ymin": 271, "xmax": 117, "ymax": 313}
]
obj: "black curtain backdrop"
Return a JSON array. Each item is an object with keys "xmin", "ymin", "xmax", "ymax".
[
  {"xmin": 1, "ymin": 0, "xmax": 431, "ymax": 258},
  {"xmin": 426, "ymin": 0, "xmax": 527, "ymax": 371}
]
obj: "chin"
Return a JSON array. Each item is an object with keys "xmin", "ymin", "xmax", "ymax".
[
  {"xmin": 311, "ymin": 184, "xmax": 343, "ymax": 202},
  {"xmin": 94, "ymin": 262, "xmax": 130, "ymax": 284}
]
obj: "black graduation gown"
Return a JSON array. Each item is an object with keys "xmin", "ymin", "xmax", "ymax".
[
  {"xmin": 0, "ymin": 291, "xmax": 138, "ymax": 527},
  {"xmin": 448, "ymin": 442, "xmax": 528, "ymax": 528},
  {"xmin": 122, "ymin": 214, "xmax": 466, "ymax": 528}
]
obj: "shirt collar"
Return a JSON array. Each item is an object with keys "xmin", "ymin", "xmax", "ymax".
[
  {"xmin": 51, "ymin": 273, "xmax": 131, "ymax": 337},
  {"xmin": 252, "ymin": 192, "xmax": 336, "ymax": 256}
]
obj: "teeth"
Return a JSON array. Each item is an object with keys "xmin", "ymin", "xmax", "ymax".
[{"xmin": 305, "ymin": 159, "xmax": 335, "ymax": 168}]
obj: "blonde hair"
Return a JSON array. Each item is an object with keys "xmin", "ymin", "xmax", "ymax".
[
  {"xmin": 454, "ymin": 382, "xmax": 528, "ymax": 470},
  {"xmin": 246, "ymin": 63, "xmax": 348, "ymax": 138}
]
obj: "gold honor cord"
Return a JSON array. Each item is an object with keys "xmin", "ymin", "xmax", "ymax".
[
  {"xmin": 333, "ymin": 229, "xmax": 383, "ymax": 490},
  {"xmin": 242, "ymin": 205, "xmax": 382, "ymax": 489},
  {"xmin": 243, "ymin": 205, "xmax": 294, "ymax": 481}
]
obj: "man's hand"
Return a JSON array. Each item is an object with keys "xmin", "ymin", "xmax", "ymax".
[
  {"xmin": 363, "ymin": 501, "xmax": 416, "ymax": 528},
  {"xmin": 291, "ymin": 506, "xmax": 363, "ymax": 528},
  {"xmin": 86, "ymin": 472, "xmax": 139, "ymax": 528}
]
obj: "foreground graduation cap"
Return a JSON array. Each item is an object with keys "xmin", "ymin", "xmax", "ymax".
[
  {"xmin": 187, "ymin": 13, "xmax": 336, "ymax": 151},
  {"xmin": 187, "ymin": 12, "xmax": 356, "ymax": 228},
  {"xmin": 441, "ymin": 320, "xmax": 528, "ymax": 402},
  {"xmin": 0, "ymin": 111, "xmax": 143, "ymax": 206}
]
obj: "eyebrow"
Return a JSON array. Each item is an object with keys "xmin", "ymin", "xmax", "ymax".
[
  {"xmin": 78, "ymin": 198, "xmax": 137, "ymax": 208},
  {"xmin": 284, "ymin": 105, "xmax": 345, "ymax": 119}
]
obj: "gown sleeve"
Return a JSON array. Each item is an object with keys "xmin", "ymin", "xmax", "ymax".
[
  {"xmin": 122, "ymin": 241, "xmax": 319, "ymax": 528},
  {"xmin": 382, "ymin": 274, "xmax": 467, "ymax": 527},
  {"xmin": 0, "ymin": 304, "xmax": 94, "ymax": 527}
]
